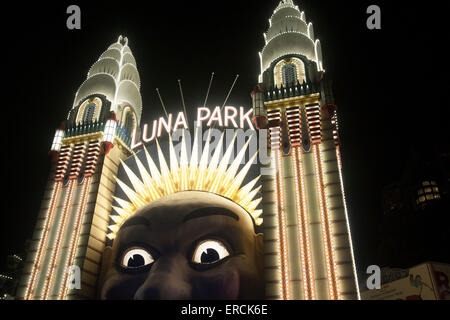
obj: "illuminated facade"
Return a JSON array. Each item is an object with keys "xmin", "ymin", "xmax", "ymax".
[
  {"xmin": 18, "ymin": 1, "xmax": 359, "ymax": 301},
  {"xmin": 252, "ymin": 0, "xmax": 359, "ymax": 299},
  {"xmin": 17, "ymin": 36, "xmax": 140, "ymax": 300}
]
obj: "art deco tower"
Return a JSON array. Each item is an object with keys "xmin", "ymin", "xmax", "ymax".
[
  {"xmin": 17, "ymin": 36, "xmax": 142, "ymax": 300},
  {"xmin": 252, "ymin": 0, "xmax": 360, "ymax": 299}
]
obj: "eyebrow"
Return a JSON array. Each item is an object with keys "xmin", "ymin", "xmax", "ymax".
[
  {"xmin": 182, "ymin": 207, "xmax": 239, "ymax": 223},
  {"xmin": 120, "ymin": 216, "xmax": 150, "ymax": 230}
]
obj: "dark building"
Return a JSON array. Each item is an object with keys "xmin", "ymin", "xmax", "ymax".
[
  {"xmin": 377, "ymin": 143, "xmax": 450, "ymax": 268},
  {"xmin": 0, "ymin": 253, "xmax": 24, "ymax": 300}
]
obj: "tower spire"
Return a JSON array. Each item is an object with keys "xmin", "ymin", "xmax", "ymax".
[
  {"xmin": 72, "ymin": 37, "xmax": 142, "ymax": 125},
  {"xmin": 19, "ymin": 37, "xmax": 142, "ymax": 300},
  {"xmin": 254, "ymin": 0, "xmax": 360, "ymax": 301}
]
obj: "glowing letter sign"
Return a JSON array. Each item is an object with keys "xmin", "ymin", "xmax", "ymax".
[{"xmin": 131, "ymin": 106, "xmax": 253, "ymax": 150}]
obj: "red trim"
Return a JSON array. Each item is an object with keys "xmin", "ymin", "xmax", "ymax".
[
  {"xmin": 48, "ymin": 150, "xmax": 59, "ymax": 163},
  {"xmin": 102, "ymin": 141, "xmax": 114, "ymax": 155},
  {"xmin": 252, "ymin": 115, "xmax": 267, "ymax": 130},
  {"xmin": 107, "ymin": 113, "xmax": 118, "ymax": 123},
  {"xmin": 322, "ymin": 104, "xmax": 337, "ymax": 119},
  {"xmin": 250, "ymin": 85, "xmax": 263, "ymax": 98},
  {"xmin": 58, "ymin": 122, "xmax": 66, "ymax": 130}
]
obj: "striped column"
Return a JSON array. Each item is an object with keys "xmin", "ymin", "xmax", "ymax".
[
  {"xmin": 23, "ymin": 145, "xmax": 72, "ymax": 299},
  {"xmin": 267, "ymin": 109, "xmax": 290, "ymax": 300},
  {"xmin": 42, "ymin": 142, "xmax": 87, "ymax": 299},
  {"xmin": 59, "ymin": 140, "xmax": 101, "ymax": 299},
  {"xmin": 313, "ymin": 143, "xmax": 339, "ymax": 299},
  {"xmin": 286, "ymin": 106, "xmax": 316, "ymax": 299}
]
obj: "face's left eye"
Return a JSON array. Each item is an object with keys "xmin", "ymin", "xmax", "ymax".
[
  {"xmin": 121, "ymin": 247, "xmax": 154, "ymax": 269},
  {"xmin": 192, "ymin": 240, "xmax": 230, "ymax": 265}
]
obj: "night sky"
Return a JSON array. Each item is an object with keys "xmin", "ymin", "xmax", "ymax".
[{"xmin": 1, "ymin": 0, "xmax": 448, "ymax": 273}]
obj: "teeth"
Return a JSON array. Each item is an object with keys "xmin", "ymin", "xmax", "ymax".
[{"xmin": 108, "ymin": 130, "xmax": 263, "ymax": 238}]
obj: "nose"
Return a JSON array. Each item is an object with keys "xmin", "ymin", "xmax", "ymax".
[{"xmin": 134, "ymin": 254, "xmax": 191, "ymax": 300}]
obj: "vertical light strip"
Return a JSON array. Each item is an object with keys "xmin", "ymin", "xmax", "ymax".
[
  {"xmin": 293, "ymin": 147, "xmax": 316, "ymax": 299},
  {"xmin": 270, "ymin": 150, "xmax": 284, "ymax": 299},
  {"xmin": 268, "ymin": 108, "xmax": 290, "ymax": 300},
  {"xmin": 292, "ymin": 148, "xmax": 309, "ymax": 299},
  {"xmin": 58, "ymin": 176, "xmax": 92, "ymax": 300},
  {"xmin": 24, "ymin": 181, "xmax": 62, "ymax": 300},
  {"xmin": 26, "ymin": 144, "xmax": 72, "ymax": 299},
  {"xmin": 274, "ymin": 148, "xmax": 290, "ymax": 300},
  {"xmin": 314, "ymin": 144, "xmax": 339, "ymax": 299},
  {"xmin": 267, "ymin": 110, "xmax": 284, "ymax": 299},
  {"xmin": 59, "ymin": 140, "xmax": 100, "ymax": 300},
  {"xmin": 42, "ymin": 179, "xmax": 76, "ymax": 299},
  {"xmin": 298, "ymin": 148, "xmax": 316, "ymax": 299},
  {"xmin": 42, "ymin": 142, "xmax": 87, "ymax": 299},
  {"xmin": 336, "ymin": 145, "xmax": 361, "ymax": 299},
  {"xmin": 286, "ymin": 106, "xmax": 315, "ymax": 299}
]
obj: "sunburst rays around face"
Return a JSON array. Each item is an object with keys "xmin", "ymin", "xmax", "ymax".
[{"xmin": 107, "ymin": 129, "xmax": 262, "ymax": 240}]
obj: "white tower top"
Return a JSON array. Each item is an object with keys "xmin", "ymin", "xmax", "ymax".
[
  {"xmin": 259, "ymin": 1, "xmax": 324, "ymax": 80},
  {"xmin": 72, "ymin": 35, "xmax": 143, "ymax": 124}
]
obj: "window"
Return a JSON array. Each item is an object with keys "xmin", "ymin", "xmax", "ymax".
[
  {"xmin": 124, "ymin": 112, "xmax": 134, "ymax": 136},
  {"xmin": 416, "ymin": 180, "xmax": 441, "ymax": 208},
  {"xmin": 82, "ymin": 103, "xmax": 96, "ymax": 124},
  {"xmin": 282, "ymin": 63, "xmax": 298, "ymax": 86},
  {"xmin": 273, "ymin": 58, "xmax": 305, "ymax": 88}
]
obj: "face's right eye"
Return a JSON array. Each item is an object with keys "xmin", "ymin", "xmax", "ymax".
[
  {"xmin": 120, "ymin": 247, "xmax": 154, "ymax": 269},
  {"xmin": 192, "ymin": 239, "xmax": 230, "ymax": 266}
]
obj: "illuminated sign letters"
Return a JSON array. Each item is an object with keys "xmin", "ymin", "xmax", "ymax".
[{"xmin": 131, "ymin": 106, "xmax": 254, "ymax": 150}]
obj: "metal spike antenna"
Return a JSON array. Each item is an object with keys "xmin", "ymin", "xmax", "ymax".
[
  {"xmin": 178, "ymin": 79, "xmax": 189, "ymax": 130},
  {"xmin": 156, "ymin": 88, "xmax": 169, "ymax": 118},
  {"xmin": 203, "ymin": 72, "xmax": 215, "ymax": 108},
  {"xmin": 222, "ymin": 74, "xmax": 240, "ymax": 109},
  {"xmin": 212, "ymin": 74, "xmax": 240, "ymax": 130}
]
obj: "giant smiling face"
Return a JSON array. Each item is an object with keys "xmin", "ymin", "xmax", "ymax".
[{"xmin": 99, "ymin": 191, "xmax": 264, "ymax": 300}]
